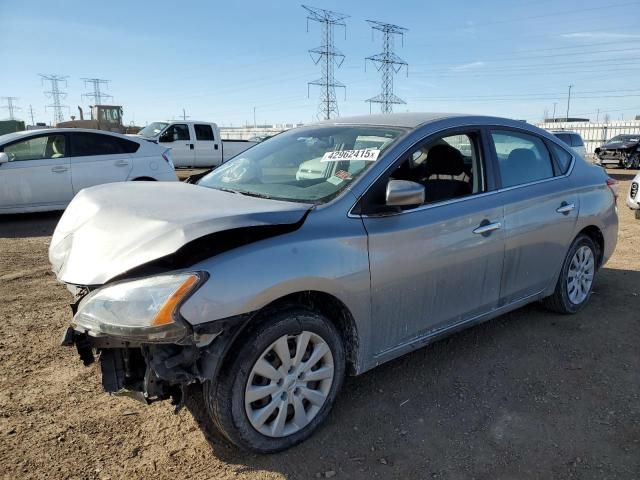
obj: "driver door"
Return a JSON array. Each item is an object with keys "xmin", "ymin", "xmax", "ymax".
[
  {"xmin": 0, "ymin": 133, "xmax": 73, "ymax": 212},
  {"xmin": 360, "ymin": 130, "xmax": 505, "ymax": 357},
  {"xmin": 159, "ymin": 124, "xmax": 194, "ymax": 167}
]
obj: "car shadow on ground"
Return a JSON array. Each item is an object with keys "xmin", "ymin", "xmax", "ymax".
[
  {"xmin": 0, "ymin": 211, "xmax": 62, "ymax": 238},
  {"xmin": 185, "ymin": 266, "xmax": 640, "ymax": 479}
]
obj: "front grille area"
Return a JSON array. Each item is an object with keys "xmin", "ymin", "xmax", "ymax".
[{"xmin": 631, "ymin": 182, "xmax": 638, "ymax": 199}]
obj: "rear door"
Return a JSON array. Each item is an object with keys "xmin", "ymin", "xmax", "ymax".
[
  {"xmin": 489, "ymin": 129, "xmax": 579, "ymax": 305},
  {"xmin": 193, "ymin": 123, "xmax": 222, "ymax": 167},
  {"xmin": 361, "ymin": 129, "xmax": 505, "ymax": 356},
  {"xmin": 0, "ymin": 133, "xmax": 73, "ymax": 211},
  {"xmin": 69, "ymin": 132, "xmax": 134, "ymax": 193},
  {"xmin": 158, "ymin": 123, "xmax": 194, "ymax": 167}
]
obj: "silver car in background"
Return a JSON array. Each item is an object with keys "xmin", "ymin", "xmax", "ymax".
[{"xmin": 50, "ymin": 113, "xmax": 618, "ymax": 452}]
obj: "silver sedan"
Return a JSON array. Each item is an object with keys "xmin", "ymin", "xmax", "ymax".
[{"xmin": 51, "ymin": 113, "xmax": 618, "ymax": 452}]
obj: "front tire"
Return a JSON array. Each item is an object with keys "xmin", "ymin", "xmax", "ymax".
[
  {"xmin": 204, "ymin": 308, "xmax": 345, "ymax": 453},
  {"xmin": 543, "ymin": 234, "xmax": 598, "ymax": 314}
]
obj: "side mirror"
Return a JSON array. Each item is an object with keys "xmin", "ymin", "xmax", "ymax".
[
  {"xmin": 385, "ymin": 179, "xmax": 425, "ymax": 207},
  {"xmin": 0, "ymin": 152, "xmax": 8, "ymax": 164},
  {"xmin": 159, "ymin": 132, "xmax": 173, "ymax": 143}
]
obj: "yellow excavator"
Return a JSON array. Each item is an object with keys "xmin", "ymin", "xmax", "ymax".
[{"xmin": 57, "ymin": 105, "xmax": 140, "ymax": 134}]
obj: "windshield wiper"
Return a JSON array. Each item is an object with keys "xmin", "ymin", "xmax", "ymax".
[
  {"xmin": 215, "ymin": 187, "xmax": 240, "ymax": 194},
  {"xmin": 236, "ymin": 191, "xmax": 273, "ymax": 199}
]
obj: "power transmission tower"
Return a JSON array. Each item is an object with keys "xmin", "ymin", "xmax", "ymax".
[
  {"xmin": 40, "ymin": 74, "xmax": 69, "ymax": 124},
  {"xmin": 365, "ymin": 20, "xmax": 408, "ymax": 114},
  {"xmin": 82, "ymin": 78, "xmax": 113, "ymax": 105},
  {"xmin": 1, "ymin": 97, "xmax": 20, "ymax": 120},
  {"xmin": 28, "ymin": 105, "xmax": 35, "ymax": 125},
  {"xmin": 302, "ymin": 4, "xmax": 349, "ymax": 120}
]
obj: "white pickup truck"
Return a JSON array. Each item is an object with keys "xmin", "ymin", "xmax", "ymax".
[{"xmin": 137, "ymin": 121, "xmax": 257, "ymax": 168}]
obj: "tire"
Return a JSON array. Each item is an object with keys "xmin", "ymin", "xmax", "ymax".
[
  {"xmin": 132, "ymin": 177, "xmax": 156, "ymax": 181},
  {"xmin": 203, "ymin": 308, "xmax": 345, "ymax": 453},
  {"xmin": 543, "ymin": 234, "xmax": 598, "ymax": 314}
]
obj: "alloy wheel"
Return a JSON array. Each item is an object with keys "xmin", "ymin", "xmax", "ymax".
[{"xmin": 567, "ymin": 245, "xmax": 595, "ymax": 305}]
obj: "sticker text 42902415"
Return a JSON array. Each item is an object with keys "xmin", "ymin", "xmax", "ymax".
[{"xmin": 321, "ymin": 149, "xmax": 380, "ymax": 162}]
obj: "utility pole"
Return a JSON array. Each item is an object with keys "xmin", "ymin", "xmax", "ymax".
[
  {"xmin": 566, "ymin": 84, "xmax": 573, "ymax": 120},
  {"xmin": 1, "ymin": 97, "xmax": 20, "ymax": 120},
  {"xmin": 253, "ymin": 107, "xmax": 257, "ymax": 129},
  {"xmin": 40, "ymin": 74, "xmax": 69, "ymax": 124},
  {"xmin": 365, "ymin": 20, "xmax": 408, "ymax": 114},
  {"xmin": 552, "ymin": 102, "xmax": 557, "ymax": 122},
  {"xmin": 596, "ymin": 108, "xmax": 600, "ymax": 122},
  {"xmin": 303, "ymin": 4, "xmax": 349, "ymax": 120},
  {"xmin": 28, "ymin": 104, "xmax": 35, "ymax": 125},
  {"xmin": 181, "ymin": 108, "xmax": 189, "ymax": 121},
  {"xmin": 82, "ymin": 78, "xmax": 113, "ymax": 105}
]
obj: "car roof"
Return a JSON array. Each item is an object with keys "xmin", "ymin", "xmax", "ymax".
[
  {"xmin": 314, "ymin": 112, "xmax": 532, "ymax": 129},
  {"xmin": 0, "ymin": 128, "xmax": 141, "ymax": 145}
]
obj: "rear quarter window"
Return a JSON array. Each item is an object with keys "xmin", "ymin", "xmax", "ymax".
[
  {"xmin": 549, "ymin": 142, "xmax": 573, "ymax": 174},
  {"xmin": 194, "ymin": 124, "xmax": 215, "ymax": 141}
]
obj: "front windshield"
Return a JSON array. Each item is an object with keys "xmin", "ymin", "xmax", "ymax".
[
  {"xmin": 197, "ymin": 125, "xmax": 405, "ymax": 204},
  {"xmin": 138, "ymin": 122, "xmax": 169, "ymax": 138}
]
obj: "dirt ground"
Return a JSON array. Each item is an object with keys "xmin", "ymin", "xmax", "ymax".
[{"xmin": 0, "ymin": 170, "xmax": 638, "ymax": 480}]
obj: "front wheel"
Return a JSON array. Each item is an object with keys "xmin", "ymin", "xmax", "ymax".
[
  {"xmin": 204, "ymin": 308, "xmax": 345, "ymax": 452},
  {"xmin": 543, "ymin": 234, "xmax": 598, "ymax": 314}
]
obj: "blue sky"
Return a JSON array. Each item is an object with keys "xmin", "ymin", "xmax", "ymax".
[{"xmin": 1, "ymin": 0, "xmax": 640, "ymax": 126}]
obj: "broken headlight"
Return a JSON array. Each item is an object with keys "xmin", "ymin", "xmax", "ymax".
[{"xmin": 73, "ymin": 273, "xmax": 204, "ymax": 342}]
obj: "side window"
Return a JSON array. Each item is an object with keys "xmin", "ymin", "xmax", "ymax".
[
  {"xmin": 491, "ymin": 130, "xmax": 554, "ymax": 188},
  {"xmin": 365, "ymin": 131, "xmax": 484, "ymax": 212},
  {"xmin": 2, "ymin": 135, "xmax": 66, "ymax": 161},
  {"xmin": 71, "ymin": 133, "xmax": 124, "ymax": 156},
  {"xmin": 116, "ymin": 137, "xmax": 140, "ymax": 154},
  {"xmin": 166, "ymin": 124, "xmax": 190, "ymax": 141},
  {"xmin": 549, "ymin": 142, "xmax": 573, "ymax": 174},
  {"xmin": 194, "ymin": 124, "xmax": 215, "ymax": 141}
]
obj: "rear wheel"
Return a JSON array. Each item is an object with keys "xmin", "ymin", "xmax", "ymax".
[
  {"xmin": 543, "ymin": 234, "xmax": 598, "ymax": 314},
  {"xmin": 203, "ymin": 308, "xmax": 345, "ymax": 452}
]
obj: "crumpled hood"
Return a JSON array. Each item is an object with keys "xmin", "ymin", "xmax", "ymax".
[{"xmin": 49, "ymin": 182, "xmax": 311, "ymax": 285}]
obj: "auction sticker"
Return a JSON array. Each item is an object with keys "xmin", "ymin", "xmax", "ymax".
[{"xmin": 321, "ymin": 149, "xmax": 380, "ymax": 162}]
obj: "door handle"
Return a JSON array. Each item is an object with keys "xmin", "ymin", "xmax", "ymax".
[
  {"xmin": 214, "ymin": 144, "xmax": 219, "ymax": 150},
  {"xmin": 188, "ymin": 143, "xmax": 194, "ymax": 150},
  {"xmin": 114, "ymin": 160, "xmax": 129, "ymax": 167},
  {"xmin": 556, "ymin": 202, "xmax": 575, "ymax": 214},
  {"xmin": 51, "ymin": 166, "xmax": 68, "ymax": 173},
  {"xmin": 473, "ymin": 221, "xmax": 502, "ymax": 236}
]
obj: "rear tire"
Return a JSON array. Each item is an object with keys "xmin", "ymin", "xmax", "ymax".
[
  {"xmin": 543, "ymin": 234, "xmax": 598, "ymax": 314},
  {"xmin": 203, "ymin": 308, "xmax": 345, "ymax": 453}
]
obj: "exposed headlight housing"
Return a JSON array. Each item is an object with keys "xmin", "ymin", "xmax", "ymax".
[{"xmin": 73, "ymin": 273, "xmax": 205, "ymax": 343}]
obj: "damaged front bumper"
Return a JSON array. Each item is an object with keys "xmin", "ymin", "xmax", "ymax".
[{"xmin": 61, "ymin": 295, "xmax": 250, "ymax": 408}]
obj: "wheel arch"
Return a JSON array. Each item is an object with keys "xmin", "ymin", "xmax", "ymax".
[
  {"xmin": 131, "ymin": 176, "xmax": 156, "ymax": 181},
  {"xmin": 223, "ymin": 291, "xmax": 361, "ymax": 376},
  {"xmin": 577, "ymin": 225, "xmax": 604, "ymax": 268}
]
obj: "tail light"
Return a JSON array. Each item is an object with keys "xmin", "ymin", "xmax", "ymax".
[{"xmin": 606, "ymin": 177, "xmax": 619, "ymax": 203}]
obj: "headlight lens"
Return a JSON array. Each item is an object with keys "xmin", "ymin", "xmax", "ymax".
[{"xmin": 74, "ymin": 273, "xmax": 201, "ymax": 342}]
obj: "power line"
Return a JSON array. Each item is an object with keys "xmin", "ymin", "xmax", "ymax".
[
  {"xmin": 302, "ymin": 4, "xmax": 349, "ymax": 120},
  {"xmin": 1, "ymin": 97, "xmax": 20, "ymax": 120},
  {"xmin": 82, "ymin": 78, "xmax": 113, "ymax": 105},
  {"xmin": 365, "ymin": 20, "xmax": 408, "ymax": 114},
  {"xmin": 39, "ymin": 74, "xmax": 69, "ymax": 124}
]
